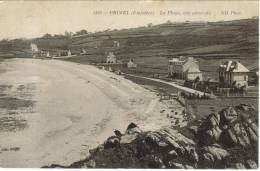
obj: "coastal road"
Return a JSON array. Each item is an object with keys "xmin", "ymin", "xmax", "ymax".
[
  {"xmin": 123, "ymin": 73, "xmax": 215, "ymax": 97},
  {"xmin": 0, "ymin": 58, "xmax": 176, "ymax": 167}
]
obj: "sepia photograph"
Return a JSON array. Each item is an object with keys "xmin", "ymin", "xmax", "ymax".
[{"xmin": 0, "ymin": 0, "xmax": 258, "ymax": 169}]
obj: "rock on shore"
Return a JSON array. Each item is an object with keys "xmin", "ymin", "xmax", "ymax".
[{"xmin": 45, "ymin": 104, "xmax": 258, "ymax": 169}]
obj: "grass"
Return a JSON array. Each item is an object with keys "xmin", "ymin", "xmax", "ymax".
[
  {"xmin": 124, "ymin": 74, "xmax": 179, "ymax": 94},
  {"xmin": 0, "ymin": 18, "xmax": 257, "ymax": 77},
  {"xmin": 186, "ymin": 97, "xmax": 258, "ymax": 119}
]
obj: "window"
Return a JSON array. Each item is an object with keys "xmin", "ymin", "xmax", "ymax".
[{"xmin": 244, "ymin": 75, "xmax": 247, "ymax": 81}]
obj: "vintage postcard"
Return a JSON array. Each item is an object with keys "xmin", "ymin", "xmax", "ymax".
[{"xmin": 0, "ymin": 0, "xmax": 258, "ymax": 169}]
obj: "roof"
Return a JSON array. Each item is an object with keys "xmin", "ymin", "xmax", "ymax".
[
  {"xmin": 186, "ymin": 67, "xmax": 201, "ymax": 73},
  {"xmin": 168, "ymin": 56, "xmax": 195, "ymax": 64},
  {"xmin": 168, "ymin": 57, "xmax": 185, "ymax": 63},
  {"xmin": 219, "ymin": 61, "xmax": 249, "ymax": 72},
  {"xmin": 247, "ymin": 63, "xmax": 258, "ymax": 71}
]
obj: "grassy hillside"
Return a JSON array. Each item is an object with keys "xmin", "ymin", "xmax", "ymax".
[
  {"xmin": 0, "ymin": 36, "xmax": 71, "ymax": 58},
  {"xmin": 67, "ymin": 18, "xmax": 258, "ymax": 74},
  {"xmin": 0, "ymin": 18, "xmax": 258, "ymax": 74},
  {"xmin": 0, "ymin": 39, "xmax": 31, "ymax": 58}
]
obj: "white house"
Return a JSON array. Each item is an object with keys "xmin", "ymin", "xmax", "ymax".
[
  {"xmin": 185, "ymin": 67, "xmax": 202, "ymax": 81},
  {"xmin": 46, "ymin": 51, "xmax": 51, "ymax": 58},
  {"xmin": 127, "ymin": 59, "xmax": 137, "ymax": 68},
  {"xmin": 219, "ymin": 61, "xmax": 249, "ymax": 87},
  {"xmin": 106, "ymin": 52, "xmax": 116, "ymax": 63},
  {"xmin": 113, "ymin": 41, "xmax": 120, "ymax": 48},
  {"xmin": 67, "ymin": 50, "xmax": 72, "ymax": 57},
  {"xmin": 168, "ymin": 56, "xmax": 202, "ymax": 81},
  {"xmin": 30, "ymin": 43, "xmax": 38, "ymax": 52}
]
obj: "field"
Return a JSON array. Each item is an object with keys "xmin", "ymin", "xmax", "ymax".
[
  {"xmin": 124, "ymin": 74, "xmax": 179, "ymax": 94},
  {"xmin": 186, "ymin": 97, "xmax": 258, "ymax": 119},
  {"xmin": 67, "ymin": 18, "xmax": 258, "ymax": 73},
  {"xmin": 0, "ymin": 18, "xmax": 258, "ymax": 76}
]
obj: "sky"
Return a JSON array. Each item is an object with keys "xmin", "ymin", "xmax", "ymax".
[{"xmin": 0, "ymin": 1, "xmax": 258, "ymax": 39}]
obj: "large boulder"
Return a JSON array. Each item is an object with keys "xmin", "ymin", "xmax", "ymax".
[
  {"xmin": 219, "ymin": 107, "xmax": 238, "ymax": 125},
  {"xmin": 66, "ymin": 104, "xmax": 257, "ymax": 169},
  {"xmin": 167, "ymin": 161, "xmax": 194, "ymax": 169},
  {"xmin": 232, "ymin": 162, "xmax": 246, "ymax": 169},
  {"xmin": 245, "ymin": 159, "xmax": 258, "ymax": 169},
  {"xmin": 119, "ymin": 123, "xmax": 143, "ymax": 144},
  {"xmin": 167, "ymin": 161, "xmax": 185, "ymax": 169},
  {"xmin": 125, "ymin": 122, "xmax": 142, "ymax": 135},
  {"xmin": 114, "ymin": 129, "xmax": 123, "ymax": 137},
  {"xmin": 197, "ymin": 105, "xmax": 258, "ymax": 149},
  {"xmin": 85, "ymin": 160, "xmax": 96, "ymax": 168},
  {"xmin": 160, "ymin": 128, "xmax": 195, "ymax": 156},
  {"xmin": 219, "ymin": 117, "xmax": 258, "ymax": 148},
  {"xmin": 168, "ymin": 150, "xmax": 178, "ymax": 158},
  {"xmin": 245, "ymin": 123, "xmax": 258, "ymax": 144},
  {"xmin": 197, "ymin": 113, "xmax": 222, "ymax": 146},
  {"xmin": 120, "ymin": 133, "xmax": 139, "ymax": 144},
  {"xmin": 104, "ymin": 136, "xmax": 120, "ymax": 149},
  {"xmin": 219, "ymin": 128, "xmax": 238, "ymax": 146},
  {"xmin": 235, "ymin": 104, "xmax": 255, "ymax": 113},
  {"xmin": 201, "ymin": 144, "xmax": 230, "ymax": 168},
  {"xmin": 247, "ymin": 118, "xmax": 258, "ymax": 136},
  {"xmin": 148, "ymin": 155, "xmax": 165, "ymax": 168}
]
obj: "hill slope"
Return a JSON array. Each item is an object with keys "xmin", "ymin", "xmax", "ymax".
[
  {"xmin": 0, "ymin": 18, "xmax": 258, "ymax": 72},
  {"xmin": 70, "ymin": 18, "xmax": 258, "ymax": 60}
]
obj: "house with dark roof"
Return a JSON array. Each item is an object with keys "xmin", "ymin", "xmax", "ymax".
[{"xmin": 219, "ymin": 61, "xmax": 249, "ymax": 87}]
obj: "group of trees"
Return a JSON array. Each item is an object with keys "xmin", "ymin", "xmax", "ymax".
[
  {"xmin": 42, "ymin": 29, "xmax": 89, "ymax": 39},
  {"xmin": 41, "ymin": 20, "xmax": 176, "ymax": 39},
  {"xmin": 40, "ymin": 20, "xmax": 176, "ymax": 39}
]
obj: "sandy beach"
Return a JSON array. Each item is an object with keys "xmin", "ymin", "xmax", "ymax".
[{"xmin": 0, "ymin": 58, "xmax": 184, "ymax": 167}]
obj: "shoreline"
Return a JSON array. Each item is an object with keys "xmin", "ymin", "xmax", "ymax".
[
  {"xmin": 45, "ymin": 103, "xmax": 258, "ymax": 169},
  {"xmin": 0, "ymin": 58, "xmax": 186, "ymax": 167},
  {"xmin": 0, "ymin": 58, "xmax": 258, "ymax": 168}
]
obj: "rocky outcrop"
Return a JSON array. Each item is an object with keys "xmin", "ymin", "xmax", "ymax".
[
  {"xmin": 46, "ymin": 104, "xmax": 257, "ymax": 169},
  {"xmin": 196, "ymin": 104, "xmax": 258, "ymax": 168}
]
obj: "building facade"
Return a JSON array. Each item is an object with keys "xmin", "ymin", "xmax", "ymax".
[
  {"xmin": 67, "ymin": 50, "xmax": 72, "ymax": 57},
  {"xmin": 106, "ymin": 52, "xmax": 117, "ymax": 63},
  {"xmin": 168, "ymin": 56, "xmax": 202, "ymax": 81},
  {"xmin": 30, "ymin": 43, "xmax": 39, "ymax": 52},
  {"xmin": 127, "ymin": 59, "xmax": 137, "ymax": 68},
  {"xmin": 219, "ymin": 61, "xmax": 249, "ymax": 87}
]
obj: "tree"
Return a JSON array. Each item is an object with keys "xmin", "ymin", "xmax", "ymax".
[
  {"xmin": 42, "ymin": 33, "xmax": 52, "ymax": 38},
  {"xmin": 75, "ymin": 29, "xmax": 88, "ymax": 36},
  {"xmin": 166, "ymin": 20, "xmax": 172, "ymax": 24},
  {"xmin": 64, "ymin": 31, "xmax": 73, "ymax": 38},
  {"xmin": 193, "ymin": 76, "xmax": 200, "ymax": 89},
  {"xmin": 147, "ymin": 23, "xmax": 153, "ymax": 27},
  {"xmin": 1, "ymin": 38, "xmax": 9, "ymax": 42},
  {"xmin": 194, "ymin": 76, "xmax": 200, "ymax": 83}
]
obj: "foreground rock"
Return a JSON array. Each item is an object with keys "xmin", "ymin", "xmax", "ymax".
[{"xmin": 45, "ymin": 104, "xmax": 258, "ymax": 168}]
